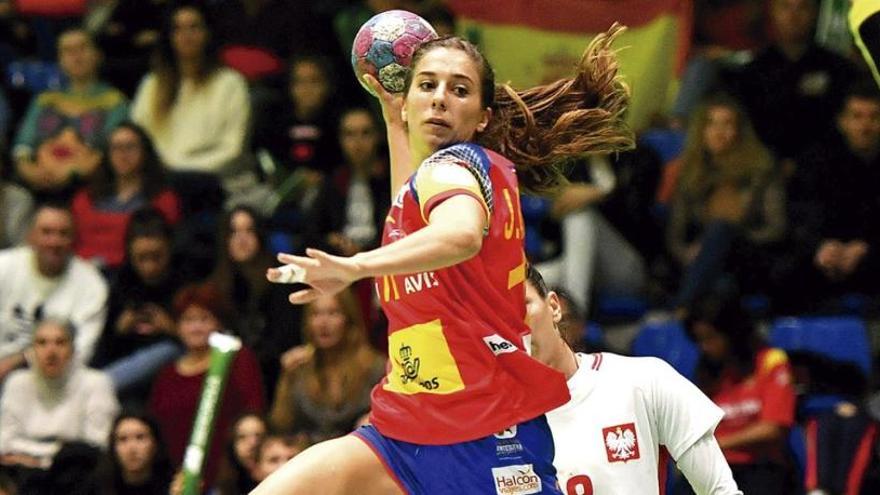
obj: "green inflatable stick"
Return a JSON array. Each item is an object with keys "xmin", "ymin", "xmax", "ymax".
[
  {"xmin": 181, "ymin": 333, "xmax": 242, "ymax": 495},
  {"xmin": 850, "ymin": 0, "xmax": 880, "ymax": 87}
]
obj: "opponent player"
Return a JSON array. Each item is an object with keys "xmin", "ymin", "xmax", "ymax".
[
  {"xmin": 254, "ymin": 29, "xmax": 633, "ymax": 495},
  {"xmin": 524, "ymin": 266, "xmax": 742, "ymax": 495}
]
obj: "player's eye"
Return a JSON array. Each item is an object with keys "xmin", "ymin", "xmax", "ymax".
[
  {"xmin": 418, "ymin": 80, "xmax": 435, "ymax": 91},
  {"xmin": 453, "ymin": 85, "xmax": 469, "ymax": 97}
]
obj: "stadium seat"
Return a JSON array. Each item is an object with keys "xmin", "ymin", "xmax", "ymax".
[
  {"xmin": 768, "ymin": 316, "xmax": 872, "ymax": 376},
  {"xmin": 631, "ymin": 319, "xmax": 700, "ymax": 381}
]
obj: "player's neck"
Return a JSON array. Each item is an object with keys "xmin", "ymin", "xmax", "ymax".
[{"xmin": 553, "ymin": 339, "xmax": 579, "ymax": 379}]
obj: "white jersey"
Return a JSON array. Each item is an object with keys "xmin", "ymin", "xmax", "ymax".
[{"xmin": 546, "ymin": 353, "xmax": 723, "ymax": 495}]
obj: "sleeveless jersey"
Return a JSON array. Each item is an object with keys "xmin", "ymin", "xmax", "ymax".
[{"xmin": 369, "ymin": 143, "xmax": 570, "ymax": 445}]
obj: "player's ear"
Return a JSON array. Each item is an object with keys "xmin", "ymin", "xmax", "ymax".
[
  {"xmin": 476, "ymin": 107, "xmax": 492, "ymax": 133},
  {"xmin": 547, "ymin": 291, "xmax": 563, "ymax": 325}
]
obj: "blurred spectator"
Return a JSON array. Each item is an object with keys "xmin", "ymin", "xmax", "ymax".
[
  {"xmin": 269, "ymin": 290, "xmax": 383, "ymax": 444},
  {"xmin": 326, "ymin": 107, "xmax": 390, "ymax": 255},
  {"xmin": 804, "ymin": 402, "xmax": 880, "ymax": 494},
  {"xmin": 666, "ymin": 95, "xmax": 786, "ymax": 312},
  {"xmin": 535, "ymin": 154, "xmax": 647, "ymax": 315},
  {"xmin": 685, "ymin": 293, "xmax": 796, "ymax": 494},
  {"xmin": 84, "ymin": 0, "xmax": 163, "ymax": 97},
  {"xmin": 0, "ymin": 203, "xmax": 108, "ymax": 380},
  {"xmin": 257, "ymin": 54, "xmax": 341, "ymax": 176},
  {"xmin": 252, "ymin": 434, "xmax": 306, "ymax": 483},
  {"xmin": 13, "ymin": 28, "xmax": 128, "ymax": 199},
  {"xmin": 130, "ymin": 1, "xmax": 251, "ymax": 211},
  {"xmin": 148, "ymin": 282, "xmax": 264, "ymax": 488},
  {"xmin": 215, "ymin": 413, "xmax": 266, "ymax": 495},
  {"xmin": 72, "ymin": 122, "xmax": 180, "ymax": 271},
  {"xmin": 779, "ymin": 80, "xmax": 880, "ymax": 312},
  {"xmin": 0, "ymin": 319, "xmax": 120, "ymax": 471},
  {"xmin": 0, "ymin": 0, "xmax": 37, "ymax": 64},
  {"xmin": 210, "ymin": 206, "xmax": 301, "ymax": 395},
  {"xmin": 0, "ymin": 178, "xmax": 33, "ymax": 249},
  {"xmin": 726, "ymin": 0, "xmax": 857, "ymax": 162},
  {"xmin": 90, "ymin": 209, "xmax": 183, "ymax": 410},
  {"xmin": 0, "ymin": 471, "xmax": 15, "ymax": 495},
  {"xmin": 92, "ymin": 412, "xmax": 173, "ymax": 495}
]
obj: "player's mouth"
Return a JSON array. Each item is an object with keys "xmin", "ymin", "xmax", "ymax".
[{"xmin": 424, "ymin": 117, "xmax": 451, "ymax": 128}]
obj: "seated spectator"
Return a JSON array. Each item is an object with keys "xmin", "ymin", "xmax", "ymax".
[
  {"xmin": 0, "ymin": 203, "xmax": 108, "ymax": 382},
  {"xmin": 90, "ymin": 209, "xmax": 184, "ymax": 409},
  {"xmin": 252, "ymin": 434, "xmax": 307, "ymax": 483},
  {"xmin": 72, "ymin": 122, "xmax": 180, "ymax": 271},
  {"xmin": 148, "ymin": 282, "xmax": 264, "ymax": 489},
  {"xmin": 84, "ymin": 0, "xmax": 163, "ymax": 97},
  {"xmin": 0, "ymin": 319, "xmax": 120, "ymax": 472},
  {"xmin": 257, "ymin": 54, "xmax": 341, "ymax": 177},
  {"xmin": 215, "ymin": 413, "xmax": 267, "ymax": 495},
  {"xmin": 130, "ymin": 2, "xmax": 252, "ymax": 212},
  {"xmin": 269, "ymin": 290, "xmax": 383, "ymax": 444},
  {"xmin": 725, "ymin": 0, "xmax": 857, "ymax": 162},
  {"xmin": 326, "ymin": 107, "xmax": 390, "ymax": 255},
  {"xmin": 779, "ymin": 81, "xmax": 880, "ymax": 312},
  {"xmin": 210, "ymin": 206, "xmax": 301, "ymax": 394},
  {"xmin": 13, "ymin": 28, "xmax": 128, "ymax": 198},
  {"xmin": 92, "ymin": 412, "xmax": 173, "ymax": 495},
  {"xmin": 0, "ymin": 179, "xmax": 33, "ymax": 249},
  {"xmin": 667, "ymin": 95, "xmax": 786, "ymax": 312},
  {"xmin": 685, "ymin": 293, "xmax": 796, "ymax": 494},
  {"xmin": 535, "ymin": 154, "xmax": 648, "ymax": 315}
]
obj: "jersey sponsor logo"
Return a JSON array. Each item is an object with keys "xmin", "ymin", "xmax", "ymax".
[
  {"xmin": 383, "ymin": 319, "xmax": 465, "ymax": 395},
  {"xmin": 483, "ymin": 334, "xmax": 518, "ymax": 356},
  {"xmin": 403, "ymin": 271, "xmax": 440, "ymax": 295},
  {"xmin": 602, "ymin": 422, "xmax": 640, "ymax": 463},
  {"xmin": 492, "ymin": 464, "xmax": 542, "ymax": 495}
]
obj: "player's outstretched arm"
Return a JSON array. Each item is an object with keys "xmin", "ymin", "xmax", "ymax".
[{"xmin": 268, "ymin": 195, "xmax": 486, "ymax": 304}]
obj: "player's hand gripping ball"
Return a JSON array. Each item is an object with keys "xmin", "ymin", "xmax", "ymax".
[{"xmin": 352, "ymin": 10, "xmax": 438, "ymax": 96}]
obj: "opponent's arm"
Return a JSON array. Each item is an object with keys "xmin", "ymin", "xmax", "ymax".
[{"xmin": 676, "ymin": 432, "xmax": 743, "ymax": 495}]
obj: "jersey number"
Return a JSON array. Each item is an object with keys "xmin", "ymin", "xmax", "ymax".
[{"xmin": 566, "ymin": 475, "xmax": 593, "ymax": 495}]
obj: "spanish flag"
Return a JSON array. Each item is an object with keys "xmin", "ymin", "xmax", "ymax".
[{"xmin": 448, "ymin": 0, "xmax": 692, "ymax": 131}]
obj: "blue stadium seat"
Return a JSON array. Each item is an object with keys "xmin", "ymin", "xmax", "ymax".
[
  {"xmin": 6, "ymin": 61, "xmax": 64, "ymax": 94},
  {"xmin": 638, "ymin": 129, "xmax": 686, "ymax": 163},
  {"xmin": 768, "ymin": 316, "xmax": 871, "ymax": 376},
  {"xmin": 631, "ymin": 319, "xmax": 700, "ymax": 381}
]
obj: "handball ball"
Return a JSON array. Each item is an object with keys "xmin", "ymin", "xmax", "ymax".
[{"xmin": 352, "ymin": 10, "xmax": 438, "ymax": 96}]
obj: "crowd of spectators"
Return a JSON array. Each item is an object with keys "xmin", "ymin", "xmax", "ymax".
[{"xmin": 0, "ymin": 0, "xmax": 876, "ymax": 494}]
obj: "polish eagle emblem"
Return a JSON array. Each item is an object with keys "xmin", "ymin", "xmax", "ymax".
[{"xmin": 602, "ymin": 423, "xmax": 640, "ymax": 462}]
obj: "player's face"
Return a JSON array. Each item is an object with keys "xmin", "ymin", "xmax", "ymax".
[
  {"xmin": 838, "ymin": 96, "xmax": 880, "ymax": 155},
  {"xmin": 33, "ymin": 322, "xmax": 74, "ymax": 379},
  {"xmin": 257, "ymin": 440, "xmax": 301, "ymax": 480},
  {"xmin": 228, "ymin": 210, "xmax": 260, "ymax": 263},
  {"xmin": 703, "ymin": 105, "xmax": 738, "ymax": 156},
  {"xmin": 130, "ymin": 236, "xmax": 171, "ymax": 285},
  {"xmin": 177, "ymin": 305, "xmax": 220, "ymax": 351},
  {"xmin": 114, "ymin": 418, "xmax": 157, "ymax": 477},
  {"xmin": 403, "ymin": 47, "xmax": 491, "ymax": 157},
  {"xmin": 306, "ymin": 295, "xmax": 347, "ymax": 350},
  {"xmin": 689, "ymin": 321, "xmax": 729, "ymax": 362},
  {"xmin": 233, "ymin": 415, "xmax": 266, "ymax": 471},
  {"xmin": 524, "ymin": 282, "xmax": 563, "ymax": 367}
]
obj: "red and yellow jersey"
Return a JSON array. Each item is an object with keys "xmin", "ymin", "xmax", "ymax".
[
  {"xmin": 369, "ymin": 143, "xmax": 570, "ymax": 445},
  {"xmin": 713, "ymin": 347, "xmax": 796, "ymax": 465}
]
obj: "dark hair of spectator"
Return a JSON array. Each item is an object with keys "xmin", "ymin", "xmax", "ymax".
[
  {"xmin": 289, "ymin": 53, "xmax": 337, "ymax": 93},
  {"xmin": 684, "ymin": 293, "xmax": 762, "ymax": 384},
  {"xmin": 151, "ymin": 0, "xmax": 221, "ymax": 122},
  {"xmin": 215, "ymin": 412, "xmax": 265, "ymax": 495},
  {"xmin": 173, "ymin": 282, "xmax": 234, "ymax": 329},
  {"xmin": 404, "ymin": 30, "xmax": 633, "ymax": 195},
  {"xmin": 0, "ymin": 470, "xmax": 15, "ymax": 495},
  {"xmin": 93, "ymin": 411, "xmax": 173, "ymax": 495},
  {"xmin": 211, "ymin": 205, "xmax": 274, "ymax": 305},
  {"xmin": 89, "ymin": 122, "xmax": 167, "ymax": 201},
  {"xmin": 839, "ymin": 78, "xmax": 880, "ymax": 114}
]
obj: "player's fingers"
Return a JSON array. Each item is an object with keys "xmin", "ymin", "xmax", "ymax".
[
  {"xmin": 305, "ymin": 247, "xmax": 334, "ymax": 262},
  {"xmin": 277, "ymin": 252, "xmax": 319, "ymax": 267},
  {"xmin": 289, "ymin": 288, "xmax": 320, "ymax": 305},
  {"xmin": 266, "ymin": 267, "xmax": 282, "ymax": 282}
]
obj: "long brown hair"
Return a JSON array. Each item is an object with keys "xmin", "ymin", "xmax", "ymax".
[
  {"xmin": 270, "ymin": 290, "xmax": 380, "ymax": 431},
  {"xmin": 210, "ymin": 205, "xmax": 274, "ymax": 308},
  {"xmin": 677, "ymin": 94, "xmax": 774, "ymax": 199},
  {"xmin": 150, "ymin": 1, "xmax": 221, "ymax": 125},
  {"xmin": 406, "ymin": 27, "xmax": 633, "ymax": 195}
]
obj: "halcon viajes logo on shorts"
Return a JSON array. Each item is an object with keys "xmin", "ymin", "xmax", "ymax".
[{"xmin": 491, "ymin": 464, "xmax": 542, "ymax": 495}]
